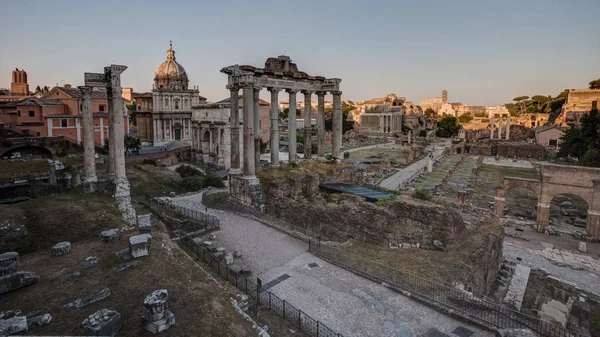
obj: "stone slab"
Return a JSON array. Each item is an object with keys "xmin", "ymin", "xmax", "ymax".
[
  {"xmin": 0, "ymin": 252, "xmax": 19, "ymax": 268},
  {"xmin": 65, "ymin": 288, "xmax": 111, "ymax": 309},
  {"xmin": 101, "ymin": 229, "xmax": 119, "ymax": 243},
  {"xmin": 0, "ymin": 316, "xmax": 28, "ymax": 335},
  {"xmin": 0, "ymin": 260, "xmax": 18, "ymax": 277},
  {"xmin": 0, "ymin": 271, "xmax": 39, "ymax": 295},
  {"xmin": 26, "ymin": 313, "xmax": 52, "ymax": 329},
  {"xmin": 82, "ymin": 308, "xmax": 121, "ymax": 336},
  {"xmin": 129, "ymin": 234, "xmax": 151, "ymax": 258},
  {"xmin": 142, "ymin": 310, "xmax": 175, "ymax": 334},
  {"xmin": 114, "ymin": 260, "xmax": 142, "ymax": 272},
  {"xmin": 51, "ymin": 241, "xmax": 71, "ymax": 256},
  {"xmin": 502, "ymin": 264, "xmax": 531, "ymax": 311}
]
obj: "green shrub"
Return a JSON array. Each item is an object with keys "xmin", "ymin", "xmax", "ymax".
[
  {"xmin": 343, "ymin": 151, "xmax": 350, "ymax": 159},
  {"xmin": 182, "ymin": 176, "xmax": 206, "ymax": 191},
  {"xmin": 176, "ymin": 164, "xmax": 202, "ymax": 178},
  {"xmin": 582, "ymin": 148, "xmax": 600, "ymax": 167},
  {"xmin": 139, "ymin": 159, "xmax": 157, "ymax": 166},
  {"xmin": 412, "ymin": 188, "xmax": 432, "ymax": 200},
  {"xmin": 204, "ymin": 172, "xmax": 225, "ymax": 188}
]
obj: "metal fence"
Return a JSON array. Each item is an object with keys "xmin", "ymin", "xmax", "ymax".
[
  {"xmin": 309, "ymin": 239, "xmax": 583, "ymax": 337},
  {"xmin": 179, "ymin": 236, "xmax": 344, "ymax": 337}
]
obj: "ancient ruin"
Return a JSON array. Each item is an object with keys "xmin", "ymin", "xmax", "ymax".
[
  {"xmin": 82, "ymin": 308, "xmax": 122, "ymax": 336},
  {"xmin": 221, "ymin": 56, "xmax": 342, "ymax": 210},
  {"xmin": 495, "ymin": 163, "xmax": 600, "ymax": 237},
  {"xmin": 142, "ymin": 289, "xmax": 175, "ymax": 333},
  {"xmin": 488, "ymin": 106, "xmax": 511, "ymax": 140}
]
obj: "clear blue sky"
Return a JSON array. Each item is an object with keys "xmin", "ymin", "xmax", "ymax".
[{"xmin": 0, "ymin": 0, "xmax": 598, "ymax": 105}]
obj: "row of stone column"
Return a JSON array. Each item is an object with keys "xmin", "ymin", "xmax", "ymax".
[
  {"xmin": 229, "ymin": 86, "xmax": 343, "ymax": 179},
  {"xmin": 490, "ymin": 114, "xmax": 511, "ymax": 140}
]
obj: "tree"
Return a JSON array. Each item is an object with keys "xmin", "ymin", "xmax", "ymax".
[
  {"xmin": 124, "ymin": 135, "xmax": 141, "ymax": 154},
  {"xmin": 126, "ymin": 103, "xmax": 137, "ymax": 125},
  {"xmin": 558, "ymin": 107, "xmax": 600, "ymax": 166},
  {"xmin": 424, "ymin": 108, "xmax": 434, "ymax": 119},
  {"xmin": 512, "ymin": 96, "xmax": 529, "ymax": 114},
  {"xmin": 436, "ymin": 116, "xmax": 460, "ymax": 138},
  {"xmin": 531, "ymin": 95, "xmax": 551, "ymax": 112},
  {"xmin": 589, "ymin": 79, "xmax": 600, "ymax": 89},
  {"xmin": 458, "ymin": 114, "xmax": 474, "ymax": 124},
  {"xmin": 35, "ymin": 85, "xmax": 41, "ymax": 92},
  {"xmin": 42, "ymin": 86, "xmax": 49, "ymax": 94}
]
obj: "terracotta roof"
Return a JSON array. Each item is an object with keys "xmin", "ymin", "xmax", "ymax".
[
  {"xmin": 216, "ymin": 96, "xmax": 270, "ymax": 106},
  {"xmin": 44, "ymin": 86, "xmax": 109, "ymax": 100},
  {"xmin": 16, "ymin": 98, "xmax": 65, "ymax": 107}
]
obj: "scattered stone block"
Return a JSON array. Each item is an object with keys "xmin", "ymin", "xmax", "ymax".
[
  {"xmin": 115, "ymin": 248, "xmax": 132, "ymax": 260},
  {"xmin": 432, "ymin": 240, "xmax": 445, "ymax": 251},
  {"xmin": 0, "ymin": 310, "xmax": 22, "ymax": 319},
  {"xmin": 578, "ymin": 241, "xmax": 587, "ymax": 253},
  {"xmin": 101, "ymin": 229, "xmax": 119, "ymax": 243},
  {"xmin": 81, "ymin": 256, "xmax": 101, "ymax": 268},
  {"xmin": 64, "ymin": 271, "xmax": 81, "ymax": 280},
  {"xmin": 114, "ymin": 260, "xmax": 142, "ymax": 272},
  {"xmin": 0, "ymin": 271, "xmax": 39, "ymax": 295},
  {"xmin": 225, "ymin": 253, "xmax": 234, "ymax": 265},
  {"xmin": 26, "ymin": 313, "xmax": 52, "ymax": 329},
  {"xmin": 0, "ymin": 252, "xmax": 18, "ymax": 268},
  {"xmin": 0, "ymin": 260, "xmax": 17, "ymax": 277},
  {"xmin": 139, "ymin": 233, "xmax": 153, "ymax": 246},
  {"xmin": 129, "ymin": 234, "xmax": 151, "ymax": 258},
  {"xmin": 51, "ymin": 242, "xmax": 71, "ymax": 256},
  {"xmin": 496, "ymin": 328, "xmax": 538, "ymax": 337},
  {"xmin": 138, "ymin": 214, "xmax": 152, "ymax": 233},
  {"xmin": 233, "ymin": 250, "xmax": 242, "ymax": 258},
  {"xmin": 82, "ymin": 309, "xmax": 121, "ymax": 336},
  {"xmin": 0, "ymin": 316, "xmax": 28, "ymax": 335},
  {"xmin": 64, "ymin": 288, "xmax": 111, "ymax": 309},
  {"xmin": 142, "ymin": 289, "xmax": 175, "ymax": 334},
  {"xmin": 203, "ymin": 241, "xmax": 213, "ymax": 247},
  {"xmin": 192, "ymin": 238, "xmax": 203, "ymax": 246},
  {"xmin": 214, "ymin": 252, "xmax": 224, "ymax": 260},
  {"xmin": 216, "ymin": 247, "xmax": 225, "ymax": 253}
]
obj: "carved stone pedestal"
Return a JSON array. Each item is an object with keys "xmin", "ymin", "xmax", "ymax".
[
  {"xmin": 228, "ymin": 174, "xmax": 263, "ymax": 212},
  {"xmin": 142, "ymin": 289, "xmax": 175, "ymax": 334}
]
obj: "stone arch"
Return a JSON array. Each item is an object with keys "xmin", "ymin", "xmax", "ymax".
[
  {"xmin": 548, "ymin": 193, "xmax": 589, "ymax": 229},
  {"xmin": 537, "ymin": 185, "xmax": 594, "ymax": 232},
  {"xmin": 1, "ymin": 145, "xmax": 53, "ymax": 159},
  {"xmin": 201, "ymin": 129, "xmax": 211, "ymax": 155},
  {"xmin": 494, "ymin": 177, "xmax": 541, "ymax": 218}
]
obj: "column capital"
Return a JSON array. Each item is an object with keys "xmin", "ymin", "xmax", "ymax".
[
  {"xmin": 330, "ymin": 91, "xmax": 343, "ymax": 96},
  {"xmin": 227, "ymin": 84, "xmax": 239, "ymax": 91},
  {"xmin": 315, "ymin": 91, "xmax": 327, "ymax": 96},
  {"xmin": 267, "ymin": 87, "xmax": 281, "ymax": 93},
  {"xmin": 286, "ymin": 89, "xmax": 301, "ymax": 94},
  {"xmin": 302, "ymin": 90, "xmax": 313, "ymax": 96},
  {"xmin": 78, "ymin": 86, "xmax": 93, "ymax": 96},
  {"xmin": 253, "ymin": 85, "xmax": 262, "ymax": 92}
]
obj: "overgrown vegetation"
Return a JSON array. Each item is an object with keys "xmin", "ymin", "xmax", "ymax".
[
  {"xmin": 436, "ymin": 116, "xmax": 460, "ymax": 138},
  {"xmin": 176, "ymin": 164, "xmax": 224, "ymax": 191},
  {"xmin": 139, "ymin": 158, "xmax": 157, "ymax": 166},
  {"xmin": 557, "ymin": 107, "xmax": 600, "ymax": 167},
  {"xmin": 412, "ymin": 188, "xmax": 432, "ymax": 200}
]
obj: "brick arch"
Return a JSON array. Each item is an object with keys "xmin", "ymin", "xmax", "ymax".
[{"xmin": 494, "ymin": 177, "xmax": 541, "ymax": 218}]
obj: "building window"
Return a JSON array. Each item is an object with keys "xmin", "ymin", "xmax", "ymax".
[
  {"xmin": 61, "ymin": 119, "xmax": 68, "ymax": 127},
  {"xmin": 175, "ymin": 101, "xmax": 179, "ymax": 109},
  {"xmin": 549, "ymin": 139, "xmax": 558, "ymax": 147},
  {"xmin": 17, "ymin": 111, "xmax": 21, "ymax": 117},
  {"xmin": 80, "ymin": 104, "xmax": 83, "ymax": 111},
  {"xmin": 28, "ymin": 110, "xmax": 35, "ymax": 117},
  {"xmin": 99, "ymin": 105, "xmax": 106, "ymax": 112}
]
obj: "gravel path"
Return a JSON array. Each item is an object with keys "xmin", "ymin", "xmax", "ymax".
[{"xmin": 169, "ymin": 192, "xmax": 493, "ymax": 337}]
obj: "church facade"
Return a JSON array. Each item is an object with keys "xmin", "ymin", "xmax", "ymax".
[{"xmin": 135, "ymin": 43, "xmax": 206, "ymax": 146}]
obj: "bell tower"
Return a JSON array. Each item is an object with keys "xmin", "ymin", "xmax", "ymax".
[{"xmin": 11, "ymin": 69, "xmax": 30, "ymax": 95}]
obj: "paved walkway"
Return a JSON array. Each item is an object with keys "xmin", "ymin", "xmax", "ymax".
[
  {"xmin": 169, "ymin": 192, "xmax": 492, "ymax": 337},
  {"xmin": 379, "ymin": 140, "xmax": 452, "ymax": 190}
]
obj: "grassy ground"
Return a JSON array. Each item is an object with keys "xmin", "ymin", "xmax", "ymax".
[
  {"xmin": 3, "ymin": 224, "xmax": 262, "ymax": 336},
  {"xmin": 0, "ymin": 159, "xmax": 50, "ymax": 179},
  {"xmin": 0, "ymin": 189, "xmax": 125, "ymax": 254},
  {"xmin": 470, "ymin": 163, "xmax": 540, "ymax": 210},
  {"xmin": 127, "ymin": 164, "xmax": 187, "ymax": 201}
]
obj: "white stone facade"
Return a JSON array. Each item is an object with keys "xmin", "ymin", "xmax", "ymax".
[{"xmin": 151, "ymin": 90, "xmax": 199, "ymax": 146}]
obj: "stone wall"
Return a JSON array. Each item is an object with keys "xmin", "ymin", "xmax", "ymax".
[{"xmin": 497, "ymin": 143, "xmax": 546, "ymax": 159}]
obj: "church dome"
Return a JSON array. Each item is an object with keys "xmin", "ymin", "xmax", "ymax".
[{"xmin": 154, "ymin": 42, "xmax": 189, "ymax": 91}]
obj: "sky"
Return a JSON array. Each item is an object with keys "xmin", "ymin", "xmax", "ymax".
[{"xmin": 0, "ymin": 0, "xmax": 598, "ymax": 106}]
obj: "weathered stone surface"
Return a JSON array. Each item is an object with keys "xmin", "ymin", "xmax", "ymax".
[
  {"xmin": 101, "ymin": 229, "xmax": 119, "ymax": 243},
  {"xmin": 64, "ymin": 271, "xmax": 81, "ymax": 279},
  {"xmin": 0, "ymin": 271, "xmax": 39, "ymax": 294},
  {"xmin": 114, "ymin": 260, "xmax": 142, "ymax": 272},
  {"xmin": 225, "ymin": 253, "xmax": 234, "ymax": 265},
  {"xmin": 142, "ymin": 289, "xmax": 175, "ymax": 333},
  {"xmin": 82, "ymin": 309, "xmax": 121, "ymax": 336},
  {"xmin": 26, "ymin": 313, "xmax": 52, "ymax": 329},
  {"xmin": 432, "ymin": 240, "xmax": 445, "ymax": 251},
  {"xmin": 539, "ymin": 299, "xmax": 569, "ymax": 327},
  {"xmin": 0, "ymin": 310, "xmax": 22, "ymax": 319},
  {"xmin": 0, "ymin": 260, "xmax": 17, "ymax": 277},
  {"xmin": 51, "ymin": 241, "xmax": 71, "ymax": 256},
  {"xmin": 496, "ymin": 328, "xmax": 538, "ymax": 337},
  {"xmin": 64, "ymin": 288, "xmax": 111, "ymax": 308},
  {"xmin": 115, "ymin": 248, "xmax": 132, "ymax": 260},
  {"xmin": 0, "ymin": 316, "xmax": 28, "ymax": 335},
  {"xmin": 129, "ymin": 234, "xmax": 151, "ymax": 258},
  {"xmin": 80, "ymin": 256, "xmax": 101, "ymax": 268},
  {"xmin": 0, "ymin": 252, "xmax": 19, "ymax": 268},
  {"xmin": 578, "ymin": 241, "xmax": 586, "ymax": 253},
  {"xmin": 502, "ymin": 264, "xmax": 530, "ymax": 310},
  {"xmin": 138, "ymin": 214, "xmax": 152, "ymax": 233}
]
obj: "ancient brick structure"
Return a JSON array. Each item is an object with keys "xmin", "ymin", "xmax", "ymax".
[
  {"xmin": 557, "ymin": 89, "xmax": 600, "ymax": 126},
  {"xmin": 10, "ymin": 69, "xmax": 29, "ymax": 96},
  {"xmin": 495, "ymin": 164, "xmax": 600, "ymax": 237}
]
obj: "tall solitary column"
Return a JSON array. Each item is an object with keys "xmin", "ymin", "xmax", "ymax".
[
  {"xmin": 332, "ymin": 91, "xmax": 343, "ymax": 159},
  {"xmin": 242, "ymin": 86, "xmax": 256, "ymax": 178},
  {"xmin": 498, "ymin": 115, "xmax": 503, "ymax": 140},
  {"xmin": 268, "ymin": 88, "xmax": 280, "ymax": 166},
  {"xmin": 228, "ymin": 86, "xmax": 241, "ymax": 174},
  {"xmin": 505, "ymin": 114, "xmax": 511, "ymax": 140},
  {"xmin": 106, "ymin": 65, "xmax": 127, "ymax": 184},
  {"xmin": 316, "ymin": 91, "xmax": 326, "ymax": 158},
  {"xmin": 490, "ymin": 114, "xmax": 495, "ymax": 139},
  {"xmin": 78, "ymin": 86, "xmax": 97, "ymax": 184},
  {"xmin": 253, "ymin": 87, "xmax": 261, "ymax": 168},
  {"xmin": 303, "ymin": 91, "xmax": 313, "ymax": 160},
  {"xmin": 106, "ymin": 82, "xmax": 116, "ymax": 179},
  {"xmin": 287, "ymin": 90, "xmax": 298, "ymax": 163}
]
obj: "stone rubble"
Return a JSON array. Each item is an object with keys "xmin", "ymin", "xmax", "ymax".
[
  {"xmin": 26, "ymin": 313, "xmax": 52, "ymax": 329},
  {"xmin": 0, "ymin": 316, "xmax": 28, "ymax": 335},
  {"xmin": 101, "ymin": 229, "xmax": 119, "ymax": 243},
  {"xmin": 138, "ymin": 214, "xmax": 152, "ymax": 233},
  {"xmin": 142, "ymin": 289, "xmax": 175, "ymax": 334},
  {"xmin": 51, "ymin": 241, "xmax": 72, "ymax": 256},
  {"xmin": 64, "ymin": 288, "xmax": 111, "ymax": 309},
  {"xmin": 0, "ymin": 271, "xmax": 39, "ymax": 295},
  {"xmin": 80, "ymin": 256, "xmax": 101, "ymax": 268},
  {"xmin": 82, "ymin": 308, "xmax": 121, "ymax": 336},
  {"xmin": 114, "ymin": 260, "xmax": 142, "ymax": 272}
]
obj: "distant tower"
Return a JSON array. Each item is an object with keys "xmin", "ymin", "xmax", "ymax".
[
  {"xmin": 11, "ymin": 68, "xmax": 30, "ymax": 95},
  {"xmin": 442, "ymin": 90, "xmax": 448, "ymax": 104}
]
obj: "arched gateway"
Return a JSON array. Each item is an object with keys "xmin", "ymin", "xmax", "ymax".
[{"xmin": 495, "ymin": 163, "xmax": 600, "ymax": 237}]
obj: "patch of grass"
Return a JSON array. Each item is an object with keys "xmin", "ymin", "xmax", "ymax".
[
  {"xmin": 412, "ymin": 188, "xmax": 432, "ymax": 200},
  {"xmin": 138, "ymin": 158, "xmax": 157, "ymax": 166},
  {"xmin": 0, "ymin": 159, "xmax": 50, "ymax": 179}
]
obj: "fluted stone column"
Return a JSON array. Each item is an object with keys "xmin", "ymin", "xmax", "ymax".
[
  {"xmin": 498, "ymin": 115, "xmax": 503, "ymax": 140},
  {"xmin": 268, "ymin": 88, "xmax": 280, "ymax": 166},
  {"xmin": 253, "ymin": 87, "xmax": 261, "ymax": 168},
  {"xmin": 78, "ymin": 86, "xmax": 97, "ymax": 184},
  {"xmin": 229, "ymin": 86, "xmax": 241, "ymax": 174},
  {"xmin": 287, "ymin": 90, "xmax": 298, "ymax": 163},
  {"xmin": 242, "ymin": 86, "xmax": 256, "ymax": 178},
  {"xmin": 316, "ymin": 91, "xmax": 326, "ymax": 158},
  {"xmin": 106, "ymin": 83, "xmax": 116, "ymax": 179},
  {"xmin": 303, "ymin": 91, "xmax": 313, "ymax": 160},
  {"xmin": 505, "ymin": 114, "xmax": 511, "ymax": 140},
  {"xmin": 490, "ymin": 114, "xmax": 495, "ymax": 139},
  {"xmin": 332, "ymin": 91, "xmax": 342, "ymax": 159}
]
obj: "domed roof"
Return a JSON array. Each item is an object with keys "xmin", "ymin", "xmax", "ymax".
[{"xmin": 155, "ymin": 42, "xmax": 187, "ymax": 78}]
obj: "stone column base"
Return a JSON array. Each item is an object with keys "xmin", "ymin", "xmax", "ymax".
[
  {"xmin": 113, "ymin": 179, "xmax": 137, "ymax": 227},
  {"xmin": 82, "ymin": 181, "xmax": 97, "ymax": 194},
  {"xmin": 228, "ymin": 174, "xmax": 263, "ymax": 212},
  {"xmin": 588, "ymin": 212, "xmax": 600, "ymax": 238}
]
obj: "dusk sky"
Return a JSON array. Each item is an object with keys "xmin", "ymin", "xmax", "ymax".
[{"xmin": 0, "ymin": 0, "xmax": 598, "ymax": 105}]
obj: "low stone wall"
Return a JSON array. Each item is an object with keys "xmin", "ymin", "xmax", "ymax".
[{"xmin": 497, "ymin": 143, "xmax": 546, "ymax": 159}]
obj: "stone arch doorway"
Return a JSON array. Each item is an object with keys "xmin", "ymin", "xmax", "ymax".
[
  {"xmin": 494, "ymin": 164, "xmax": 600, "ymax": 237},
  {"xmin": 549, "ymin": 194, "xmax": 589, "ymax": 230},
  {"xmin": 201, "ymin": 130, "xmax": 210, "ymax": 154}
]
